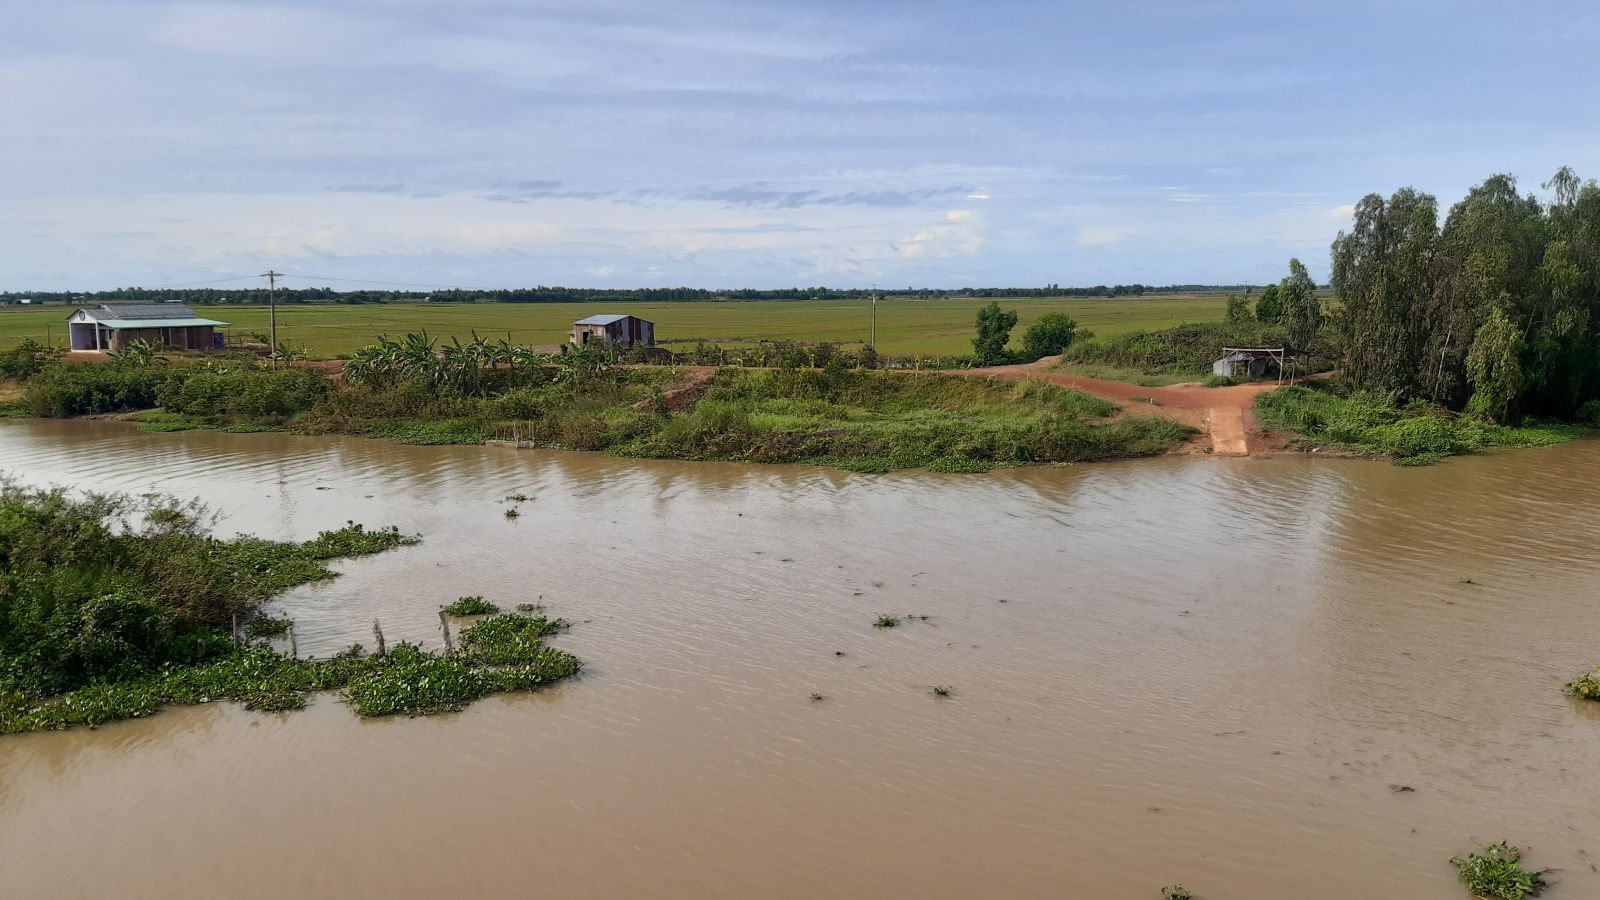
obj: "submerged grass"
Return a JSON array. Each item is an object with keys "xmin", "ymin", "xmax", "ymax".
[{"xmin": 1255, "ymin": 383, "xmax": 1585, "ymax": 463}]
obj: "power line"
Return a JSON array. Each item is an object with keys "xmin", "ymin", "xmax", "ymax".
[
  {"xmin": 132, "ymin": 274, "xmax": 268, "ymax": 290},
  {"xmin": 277, "ymin": 273, "xmax": 499, "ymax": 291}
]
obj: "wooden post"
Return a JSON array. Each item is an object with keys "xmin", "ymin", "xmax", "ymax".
[
  {"xmin": 438, "ymin": 609, "xmax": 455, "ymax": 657},
  {"xmin": 373, "ymin": 619, "xmax": 387, "ymax": 656},
  {"xmin": 287, "ymin": 621, "xmax": 298, "ymax": 659}
]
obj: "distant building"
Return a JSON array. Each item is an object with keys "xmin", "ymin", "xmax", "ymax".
[
  {"xmin": 68, "ymin": 303, "xmax": 229, "ymax": 352},
  {"xmin": 569, "ymin": 314, "xmax": 655, "ymax": 350}
]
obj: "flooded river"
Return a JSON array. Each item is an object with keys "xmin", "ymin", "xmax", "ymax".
[{"xmin": 3, "ymin": 419, "xmax": 1600, "ymax": 899}]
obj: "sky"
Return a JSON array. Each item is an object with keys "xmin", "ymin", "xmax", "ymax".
[{"xmin": 3, "ymin": 0, "xmax": 1599, "ymax": 292}]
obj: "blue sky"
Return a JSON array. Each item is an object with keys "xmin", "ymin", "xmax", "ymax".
[{"xmin": 4, "ymin": 0, "xmax": 1598, "ymax": 291}]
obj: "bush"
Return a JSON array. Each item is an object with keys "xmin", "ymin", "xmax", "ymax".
[
  {"xmin": 1064, "ymin": 321, "xmax": 1339, "ymax": 379},
  {"xmin": 157, "ymin": 368, "xmax": 330, "ymax": 422},
  {"xmin": 24, "ymin": 363, "xmax": 169, "ymax": 416},
  {"xmin": 0, "ymin": 339, "xmax": 62, "ymax": 379},
  {"xmin": 1019, "ymin": 313, "xmax": 1076, "ymax": 361},
  {"xmin": 1255, "ymin": 383, "xmax": 1582, "ymax": 462}
]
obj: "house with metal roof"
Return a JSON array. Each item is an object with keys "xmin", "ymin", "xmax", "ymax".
[
  {"xmin": 569, "ymin": 314, "xmax": 654, "ymax": 350},
  {"xmin": 68, "ymin": 303, "xmax": 230, "ymax": 352}
]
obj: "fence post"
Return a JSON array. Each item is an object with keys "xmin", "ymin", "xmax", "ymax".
[
  {"xmin": 438, "ymin": 610, "xmax": 455, "ymax": 657},
  {"xmin": 373, "ymin": 619, "xmax": 386, "ymax": 656},
  {"xmin": 286, "ymin": 621, "xmax": 298, "ymax": 659}
]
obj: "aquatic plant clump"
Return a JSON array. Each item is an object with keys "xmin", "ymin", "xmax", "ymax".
[
  {"xmin": 1, "ymin": 615, "xmax": 581, "ymax": 733},
  {"xmin": 1449, "ymin": 842, "xmax": 1544, "ymax": 900},
  {"xmin": 1161, "ymin": 887, "xmax": 1193, "ymax": 900},
  {"xmin": 0, "ymin": 481, "xmax": 418, "ymax": 700},
  {"xmin": 443, "ymin": 595, "xmax": 501, "ymax": 616},
  {"xmin": 1564, "ymin": 668, "xmax": 1600, "ymax": 700}
]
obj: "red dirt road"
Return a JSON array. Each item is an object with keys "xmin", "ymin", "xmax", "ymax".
[{"xmin": 958, "ymin": 358, "xmax": 1290, "ymax": 456}]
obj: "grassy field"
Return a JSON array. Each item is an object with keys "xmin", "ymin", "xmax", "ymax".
[{"xmin": 0, "ymin": 294, "xmax": 1227, "ymax": 358}]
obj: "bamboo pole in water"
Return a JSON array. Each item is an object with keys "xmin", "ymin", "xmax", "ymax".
[
  {"xmin": 286, "ymin": 622, "xmax": 297, "ymax": 659},
  {"xmin": 373, "ymin": 619, "xmax": 386, "ymax": 656},
  {"xmin": 438, "ymin": 610, "xmax": 455, "ymax": 657}
]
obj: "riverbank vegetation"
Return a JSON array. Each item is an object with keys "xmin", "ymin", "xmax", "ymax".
[
  {"xmin": 1255, "ymin": 383, "xmax": 1582, "ymax": 463},
  {"xmin": 8, "ymin": 339, "xmax": 1194, "ymax": 471},
  {"xmin": 0, "ymin": 482, "xmax": 581, "ymax": 733},
  {"xmin": 1059, "ymin": 319, "xmax": 1340, "ymax": 384}
]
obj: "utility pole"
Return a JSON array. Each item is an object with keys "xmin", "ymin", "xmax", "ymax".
[
  {"xmin": 869, "ymin": 285, "xmax": 878, "ymax": 350},
  {"xmin": 261, "ymin": 270, "xmax": 282, "ymax": 367}
]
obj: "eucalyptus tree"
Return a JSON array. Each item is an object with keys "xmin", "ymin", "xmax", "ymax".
[{"xmin": 1331, "ymin": 187, "xmax": 1439, "ymax": 397}]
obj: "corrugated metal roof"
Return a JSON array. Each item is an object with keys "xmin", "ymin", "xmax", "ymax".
[
  {"xmin": 94, "ymin": 303, "xmax": 201, "ymax": 320},
  {"xmin": 98, "ymin": 318, "xmax": 229, "ymax": 329},
  {"xmin": 574, "ymin": 314, "xmax": 633, "ymax": 325}
]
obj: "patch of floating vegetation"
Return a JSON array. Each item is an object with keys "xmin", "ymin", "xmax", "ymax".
[
  {"xmin": 442, "ymin": 595, "xmax": 500, "ymax": 616},
  {"xmin": 0, "ymin": 480, "xmax": 580, "ymax": 734},
  {"xmin": 1566, "ymin": 667, "xmax": 1600, "ymax": 700},
  {"xmin": 1, "ymin": 613, "xmax": 580, "ymax": 731},
  {"xmin": 1449, "ymin": 842, "xmax": 1544, "ymax": 900}
]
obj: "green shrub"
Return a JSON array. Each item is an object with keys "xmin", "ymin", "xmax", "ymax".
[
  {"xmin": 157, "ymin": 368, "xmax": 329, "ymax": 422},
  {"xmin": 0, "ymin": 339, "xmax": 62, "ymax": 379},
  {"xmin": 1255, "ymin": 383, "xmax": 1580, "ymax": 462},
  {"xmin": 24, "ymin": 363, "xmax": 169, "ymax": 416},
  {"xmin": 1019, "ymin": 313, "xmax": 1076, "ymax": 361}
]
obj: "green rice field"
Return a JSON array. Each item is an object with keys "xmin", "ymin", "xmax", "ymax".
[{"xmin": 0, "ymin": 293, "xmax": 1227, "ymax": 358}]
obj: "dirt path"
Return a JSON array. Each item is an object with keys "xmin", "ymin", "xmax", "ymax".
[{"xmin": 955, "ymin": 358, "xmax": 1288, "ymax": 456}]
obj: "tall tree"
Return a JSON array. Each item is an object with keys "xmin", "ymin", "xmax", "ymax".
[
  {"xmin": 1254, "ymin": 284, "xmax": 1283, "ymax": 324},
  {"xmin": 1427, "ymin": 174, "xmax": 1546, "ymax": 406},
  {"xmin": 1465, "ymin": 306, "xmax": 1523, "ymax": 422},
  {"xmin": 1278, "ymin": 259, "xmax": 1323, "ymax": 349},
  {"xmin": 972, "ymin": 302, "xmax": 1018, "ymax": 366},
  {"xmin": 1331, "ymin": 188, "xmax": 1438, "ymax": 397}
]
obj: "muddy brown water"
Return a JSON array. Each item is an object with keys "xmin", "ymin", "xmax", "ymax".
[{"xmin": 3, "ymin": 419, "xmax": 1600, "ymax": 899}]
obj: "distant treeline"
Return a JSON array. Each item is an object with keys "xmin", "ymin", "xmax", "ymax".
[{"xmin": 0, "ymin": 283, "xmax": 1250, "ymax": 306}]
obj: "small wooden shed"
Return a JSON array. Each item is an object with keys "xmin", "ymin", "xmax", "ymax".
[
  {"xmin": 68, "ymin": 303, "xmax": 229, "ymax": 352},
  {"xmin": 1212, "ymin": 347, "xmax": 1306, "ymax": 381},
  {"xmin": 569, "ymin": 314, "xmax": 655, "ymax": 349}
]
